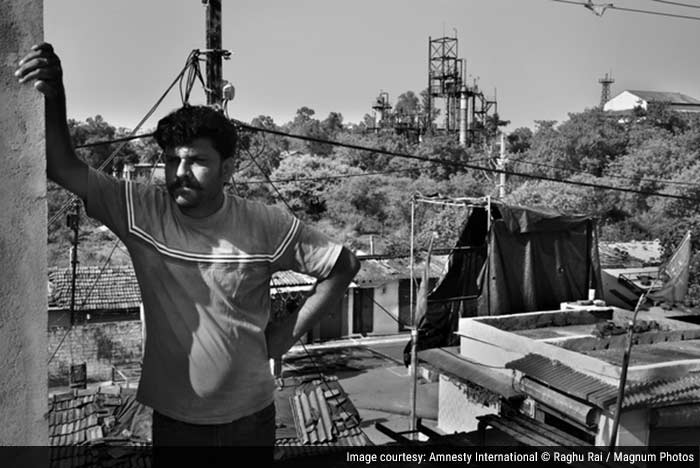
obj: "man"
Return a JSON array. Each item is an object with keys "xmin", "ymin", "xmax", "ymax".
[{"xmin": 16, "ymin": 43, "xmax": 360, "ymax": 448}]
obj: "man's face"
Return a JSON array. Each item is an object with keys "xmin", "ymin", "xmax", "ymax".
[{"xmin": 164, "ymin": 138, "xmax": 233, "ymax": 215}]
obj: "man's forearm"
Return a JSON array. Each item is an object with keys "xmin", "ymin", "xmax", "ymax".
[
  {"xmin": 46, "ymin": 89, "xmax": 87, "ymax": 198},
  {"xmin": 267, "ymin": 248, "xmax": 360, "ymax": 358}
]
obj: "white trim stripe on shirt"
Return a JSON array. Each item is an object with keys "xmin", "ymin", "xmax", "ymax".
[{"xmin": 125, "ymin": 180, "xmax": 300, "ymax": 264}]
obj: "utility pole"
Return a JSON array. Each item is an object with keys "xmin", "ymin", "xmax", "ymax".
[
  {"xmin": 203, "ymin": 0, "xmax": 223, "ymax": 106},
  {"xmin": 67, "ymin": 200, "xmax": 81, "ymax": 327},
  {"xmin": 67, "ymin": 199, "xmax": 86, "ymax": 389},
  {"xmin": 497, "ymin": 132, "xmax": 507, "ymax": 199}
]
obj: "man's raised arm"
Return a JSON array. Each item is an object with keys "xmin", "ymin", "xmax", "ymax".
[{"xmin": 16, "ymin": 43, "xmax": 88, "ymax": 199}]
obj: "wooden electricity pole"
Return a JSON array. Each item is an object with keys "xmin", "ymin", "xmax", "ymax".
[{"xmin": 203, "ymin": 0, "xmax": 223, "ymax": 105}]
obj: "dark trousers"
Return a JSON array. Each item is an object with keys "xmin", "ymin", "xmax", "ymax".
[{"xmin": 151, "ymin": 403, "xmax": 275, "ymax": 466}]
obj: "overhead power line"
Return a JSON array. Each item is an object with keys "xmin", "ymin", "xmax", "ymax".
[
  {"xmin": 48, "ymin": 51, "xmax": 198, "ymax": 229},
  {"xmin": 74, "ymin": 132, "xmax": 155, "ymax": 149},
  {"xmin": 234, "ymin": 121, "xmax": 700, "ymax": 202},
  {"xmin": 552, "ymin": 0, "xmax": 700, "ymax": 20},
  {"xmin": 508, "ymin": 156, "xmax": 700, "ymax": 188},
  {"xmin": 650, "ymin": 0, "xmax": 700, "ymax": 9},
  {"xmin": 235, "ymin": 161, "xmax": 488, "ymax": 185}
]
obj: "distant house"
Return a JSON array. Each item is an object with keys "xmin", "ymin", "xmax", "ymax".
[
  {"xmin": 48, "ymin": 266, "xmax": 142, "ymax": 328},
  {"xmin": 114, "ymin": 162, "xmax": 165, "ymax": 184},
  {"xmin": 603, "ymin": 90, "xmax": 700, "ymax": 113},
  {"xmin": 351, "ymin": 254, "xmax": 448, "ymax": 336}
]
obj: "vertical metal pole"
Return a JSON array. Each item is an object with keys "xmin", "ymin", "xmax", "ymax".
[
  {"xmin": 609, "ymin": 293, "xmax": 647, "ymax": 450},
  {"xmin": 409, "ymin": 198, "xmax": 415, "ymax": 326},
  {"xmin": 427, "ymin": 37, "xmax": 432, "ymax": 134},
  {"xmin": 204, "ymin": 0, "xmax": 223, "ymax": 105},
  {"xmin": 498, "ymin": 132, "xmax": 506, "ymax": 199},
  {"xmin": 409, "ymin": 328, "xmax": 418, "ymax": 436},
  {"xmin": 68, "ymin": 200, "xmax": 80, "ymax": 326}
]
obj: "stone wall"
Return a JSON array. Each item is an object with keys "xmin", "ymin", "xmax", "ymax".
[{"xmin": 48, "ymin": 321, "xmax": 143, "ymax": 386}]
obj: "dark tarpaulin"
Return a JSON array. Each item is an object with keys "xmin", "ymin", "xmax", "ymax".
[{"xmin": 405, "ymin": 202, "xmax": 601, "ymax": 364}]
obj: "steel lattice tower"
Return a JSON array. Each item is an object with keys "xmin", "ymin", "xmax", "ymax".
[{"xmin": 599, "ymin": 72, "xmax": 615, "ymax": 108}]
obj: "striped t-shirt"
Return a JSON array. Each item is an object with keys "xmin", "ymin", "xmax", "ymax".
[{"xmin": 86, "ymin": 168, "xmax": 342, "ymax": 424}]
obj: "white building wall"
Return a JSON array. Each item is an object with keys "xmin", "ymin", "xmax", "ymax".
[
  {"xmin": 604, "ymin": 91, "xmax": 647, "ymax": 111},
  {"xmin": 373, "ymin": 281, "xmax": 400, "ymax": 334},
  {"xmin": 438, "ymin": 375, "xmax": 499, "ymax": 434}
]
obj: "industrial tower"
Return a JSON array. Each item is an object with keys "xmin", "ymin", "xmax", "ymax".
[
  {"xmin": 599, "ymin": 72, "xmax": 615, "ymax": 108},
  {"xmin": 427, "ymin": 34, "xmax": 498, "ymax": 145}
]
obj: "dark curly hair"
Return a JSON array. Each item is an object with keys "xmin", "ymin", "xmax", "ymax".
[{"xmin": 154, "ymin": 105, "xmax": 237, "ymax": 160}]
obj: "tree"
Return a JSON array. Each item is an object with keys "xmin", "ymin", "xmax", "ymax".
[
  {"xmin": 70, "ymin": 115, "xmax": 117, "ymax": 171},
  {"xmin": 270, "ymin": 153, "xmax": 360, "ymax": 219},
  {"xmin": 506, "ymin": 127, "xmax": 533, "ymax": 154},
  {"xmin": 395, "ymin": 91, "xmax": 420, "ymax": 116},
  {"xmin": 322, "ymin": 112, "xmax": 344, "ymax": 139}
]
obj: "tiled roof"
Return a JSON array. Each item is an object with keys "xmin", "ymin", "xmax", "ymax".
[
  {"xmin": 48, "ymin": 266, "xmax": 141, "ymax": 311},
  {"xmin": 49, "ymin": 266, "xmax": 321, "ymax": 310},
  {"xmin": 275, "ymin": 375, "xmax": 371, "ymax": 460},
  {"xmin": 271, "ymin": 270, "xmax": 316, "ymax": 289},
  {"xmin": 628, "ymin": 90, "xmax": 700, "ymax": 106},
  {"xmin": 48, "ymin": 385, "xmax": 150, "ymax": 448}
]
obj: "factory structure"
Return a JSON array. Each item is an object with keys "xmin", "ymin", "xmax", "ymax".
[{"xmin": 369, "ymin": 34, "xmax": 501, "ymax": 146}]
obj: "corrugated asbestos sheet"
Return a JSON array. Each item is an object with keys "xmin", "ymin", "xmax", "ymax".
[
  {"xmin": 507, "ymin": 353, "xmax": 700, "ymax": 411},
  {"xmin": 623, "ymin": 375, "xmax": 700, "ymax": 409},
  {"xmin": 506, "ymin": 354, "xmax": 618, "ymax": 409}
]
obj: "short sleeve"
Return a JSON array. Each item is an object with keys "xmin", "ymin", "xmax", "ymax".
[
  {"xmin": 272, "ymin": 218, "xmax": 343, "ymax": 280},
  {"xmin": 85, "ymin": 168, "xmax": 129, "ymax": 239}
]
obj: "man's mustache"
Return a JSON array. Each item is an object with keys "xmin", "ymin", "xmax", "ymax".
[{"xmin": 167, "ymin": 178, "xmax": 201, "ymax": 191}]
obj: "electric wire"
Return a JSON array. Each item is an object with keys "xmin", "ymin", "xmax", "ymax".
[
  {"xmin": 74, "ymin": 132, "xmax": 155, "ymax": 150},
  {"xmin": 234, "ymin": 121, "xmax": 700, "ymax": 202},
  {"xmin": 650, "ymin": 0, "xmax": 700, "ymax": 9},
  {"xmin": 552, "ymin": 0, "xmax": 700, "ymax": 20},
  {"xmin": 48, "ymin": 154, "xmax": 166, "ymax": 365},
  {"xmin": 508, "ymin": 155, "xmax": 700, "ymax": 188},
  {"xmin": 49, "ymin": 50, "xmax": 200, "ymax": 229}
]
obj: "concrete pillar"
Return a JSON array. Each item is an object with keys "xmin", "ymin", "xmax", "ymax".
[{"xmin": 0, "ymin": 0, "xmax": 48, "ymax": 445}]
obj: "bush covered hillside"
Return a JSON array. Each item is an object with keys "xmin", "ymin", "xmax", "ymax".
[{"xmin": 48, "ymin": 100, "xmax": 700, "ymax": 305}]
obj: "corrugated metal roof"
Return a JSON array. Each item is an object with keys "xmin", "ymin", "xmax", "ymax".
[{"xmin": 628, "ymin": 90, "xmax": 700, "ymax": 106}]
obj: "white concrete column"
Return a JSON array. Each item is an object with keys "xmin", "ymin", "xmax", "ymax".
[{"xmin": 0, "ymin": 0, "xmax": 48, "ymax": 445}]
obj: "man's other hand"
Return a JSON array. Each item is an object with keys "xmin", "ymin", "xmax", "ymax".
[{"xmin": 15, "ymin": 42, "xmax": 63, "ymax": 98}]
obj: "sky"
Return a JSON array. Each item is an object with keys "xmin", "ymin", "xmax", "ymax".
[{"xmin": 44, "ymin": 0, "xmax": 700, "ymax": 133}]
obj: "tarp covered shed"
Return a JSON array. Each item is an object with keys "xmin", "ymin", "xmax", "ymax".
[{"xmin": 411, "ymin": 202, "xmax": 602, "ymax": 355}]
